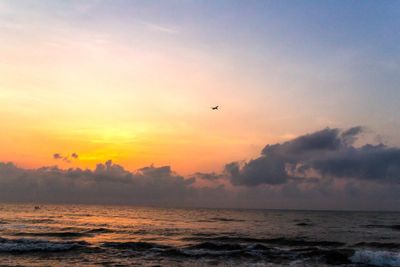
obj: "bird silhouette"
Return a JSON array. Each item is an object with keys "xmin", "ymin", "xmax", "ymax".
[{"xmin": 211, "ymin": 105, "xmax": 219, "ymax": 110}]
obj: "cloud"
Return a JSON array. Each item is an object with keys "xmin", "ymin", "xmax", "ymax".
[
  {"xmin": 53, "ymin": 152, "xmax": 79, "ymax": 163},
  {"xmin": 2, "ymin": 126, "xmax": 400, "ymax": 210},
  {"xmin": 309, "ymin": 143, "xmax": 400, "ymax": 182},
  {"xmin": 225, "ymin": 126, "xmax": 400, "ymax": 186},
  {"xmin": 53, "ymin": 153, "xmax": 62, "ymax": 159},
  {"xmin": 191, "ymin": 172, "xmax": 224, "ymax": 181},
  {"xmin": 0, "ymin": 160, "xmax": 226, "ymax": 207},
  {"xmin": 225, "ymin": 157, "xmax": 289, "ymax": 186}
]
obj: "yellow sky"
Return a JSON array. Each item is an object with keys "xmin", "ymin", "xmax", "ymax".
[
  {"xmin": 0, "ymin": 34, "xmax": 268, "ymax": 174},
  {"xmin": 0, "ymin": 28, "xmax": 341, "ymax": 174}
]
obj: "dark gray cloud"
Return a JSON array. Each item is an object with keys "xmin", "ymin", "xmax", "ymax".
[
  {"xmin": 191, "ymin": 172, "xmax": 224, "ymax": 181},
  {"xmin": 226, "ymin": 157, "xmax": 289, "ymax": 186},
  {"xmin": 1, "ymin": 159, "xmax": 400, "ymax": 210},
  {"xmin": 1, "ymin": 155, "xmax": 400, "ymax": 210},
  {"xmin": 0, "ymin": 161, "xmax": 223, "ymax": 207},
  {"xmin": 309, "ymin": 144, "xmax": 400, "ymax": 181},
  {"xmin": 2, "ymin": 126, "xmax": 400, "ymax": 210},
  {"xmin": 225, "ymin": 127, "xmax": 400, "ymax": 186}
]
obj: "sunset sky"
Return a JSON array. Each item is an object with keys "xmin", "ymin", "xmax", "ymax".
[{"xmin": 1, "ymin": 1, "xmax": 400, "ymax": 209}]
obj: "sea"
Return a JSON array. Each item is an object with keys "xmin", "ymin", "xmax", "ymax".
[{"xmin": 0, "ymin": 204, "xmax": 399, "ymax": 266}]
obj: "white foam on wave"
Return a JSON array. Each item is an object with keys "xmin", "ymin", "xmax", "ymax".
[{"xmin": 350, "ymin": 249, "xmax": 400, "ymax": 267}]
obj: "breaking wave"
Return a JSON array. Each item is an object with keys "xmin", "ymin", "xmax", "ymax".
[{"xmin": 350, "ymin": 250, "xmax": 400, "ymax": 267}]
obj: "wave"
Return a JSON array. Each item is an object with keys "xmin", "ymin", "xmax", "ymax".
[
  {"xmin": 101, "ymin": 240, "xmax": 269, "ymax": 259},
  {"xmin": 180, "ymin": 242, "xmax": 279, "ymax": 259},
  {"xmin": 84, "ymin": 227, "xmax": 113, "ymax": 234},
  {"xmin": 209, "ymin": 217, "xmax": 245, "ymax": 222},
  {"xmin": 101, "ymin": 241, "xmax": 170, "ymax": 251},
  {"xmin": 100, "ymin": 241, "xmax": 186, "ymax": 258},
  {"xmin": 99, "ymin": 240, "xmax": 353, "ymax": 264},
  {"xmin": 2, "ymin": 218, "xmax": 56, "ymax": 224},
  {"xmin": 190, "ymin": 232, "xmax": 238, "ymax": 238},
  {"xmin": 293, "ymin": 219, "xmax": 313, "ymax": 227},
  {"xmin": 13, "ymin": 232, "xmax": 87, "ymax": 238},
  {"xmin": 23, "ymin": 219, "xmax": 56, "ymax": 224},
  {"xmin": 296, "ymin": 222, "xmax": 313, "ymax": 227},
  {"xmin": 364, "ymin": 224, "xmax": 400, "ymax": 231},
  {"xmin": 183, "ymin": 235, "xmax": 345, "ymax": 247},
  {"xmin": 354, "ymin": 242, "xmax": 400, "ymax": 249},
  {"xmin": 293, "ymin": 247, "xmax": 354, "ymax": 265},
  {"xmin": 129, "ymin": 228, "xmax": 183, "ymax": 237},
  {"xmin": 0, "ymin": 237, "xmax": 88, "ymax": 253},
  {"xmin": 65, "ymin": 213, "xmax": 94, "ymax": 217},
  {"xmin": 12, "ymin": 227, "xmax": 113, "ymax": 238},
  {"xmin": 350, "ymin": 249, "xmax": 400, "ymax": 267},
  {"xmin": 186, "ymin": 242, "xmax": 245, "ymax": 251}
]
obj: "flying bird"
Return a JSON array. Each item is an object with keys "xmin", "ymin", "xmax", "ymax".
[{"xmin": 211, "ymin": 105, "xmax": 219, "ymax": 110}]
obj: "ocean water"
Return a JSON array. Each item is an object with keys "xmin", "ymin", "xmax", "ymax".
[{"xmin": 0, "ymin": 204, "xmax": 399, "ymax": 266}]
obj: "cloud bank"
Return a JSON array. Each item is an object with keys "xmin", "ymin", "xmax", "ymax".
[
  {"xmin": 225, "ymin": 127, "xmax": 400, "ymax": 185},
  {"xmin": 1, "ymin": 127, "xmax": 400, "ymax": 210}
]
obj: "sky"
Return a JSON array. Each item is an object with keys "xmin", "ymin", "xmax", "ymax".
[{"xmin": 1, "ymin": 1, "xmax": 400, "ymax": 209}]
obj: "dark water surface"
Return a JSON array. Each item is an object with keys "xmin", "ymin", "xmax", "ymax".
[{"xmin": 0, "ymin": 204, "xmax": 399, "ymax": 266}]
